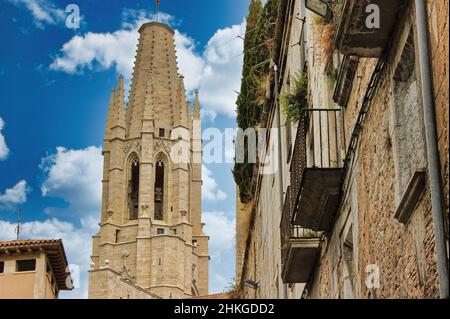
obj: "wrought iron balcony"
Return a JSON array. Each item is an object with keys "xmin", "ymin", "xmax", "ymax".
[
  {"xmin": 281, "ymin": 188, "xmax": 322, "ymax": 284},
  {"xmin": 290, "ymin": 109, "xmax": 343, "ymax": 232},
  {"xmin": 334, "ymin": 0, "xmax": 406, "ymax": 57}
]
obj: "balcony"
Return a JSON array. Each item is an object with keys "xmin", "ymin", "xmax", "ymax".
[
  {"xmin": 335, "ymin": 0, "xmax": 406, "ymax": 57},
  {"xmin": 281, "ymin": 188, "xmax": 321, "ymax": 284},
  {"xmin": 290, "ymin": 109, "xmax": 343, "ymax": 232}
]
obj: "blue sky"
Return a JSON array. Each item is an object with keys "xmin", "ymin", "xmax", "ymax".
[{"xmin": 0, "ymin": 0, "xmax": 251, "ymax": 298}]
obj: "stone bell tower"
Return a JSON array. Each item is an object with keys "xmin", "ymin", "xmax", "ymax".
[{"xmin": 88, "ymin": 21, "xmax": 209, "ymax": 299}]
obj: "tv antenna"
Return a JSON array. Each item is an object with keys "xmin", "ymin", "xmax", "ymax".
[{"xmin": 15, "ymin": 208, "xmax": 22, "ymax": 240}]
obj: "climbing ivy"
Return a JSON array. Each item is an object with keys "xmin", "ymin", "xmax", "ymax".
[{"xmin": 233, "ymin": 0, "xmax": 279, "ymax": 203}]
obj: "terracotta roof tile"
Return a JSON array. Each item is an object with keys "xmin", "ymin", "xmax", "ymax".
[{"xmin": 0, "ymin": 239, "xmax": 61, "ymax": 247}]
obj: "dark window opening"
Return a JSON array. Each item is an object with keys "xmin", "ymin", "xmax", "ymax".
[
  {"xmin": 157, "ymin": 228, "xmax": 165, "ymax": 235},
  {"xmin": 0, "ymin": 261, "xmax": 4, "ymax": 273},
  {"xmin": 155, "ymin": 160, "xmax": 165, "ymax": 220},
  {"xmin": 16, "ymin": 259, "xmax": 36, "ymax": 272},
  {"xmin": 128, "ymin": 159, "xmax": 140, "ymax": 220},
  {"xmin": 342, "ymin": 225, "xmax": 355, "ymax": 299},
  {"xmin": 159, "ymin": 128, "xmax": 165, "ymax": 138},
  {"xmin": 115, "ymin": 229, "xmax": 121, "ymax": 243}
]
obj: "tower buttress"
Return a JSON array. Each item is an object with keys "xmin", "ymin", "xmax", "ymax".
[
  {"xmin": 108, "ymin": 76, "xmax": 126, "ymax": 225},
  {"xmin": 100, "ymin": 90, "xmax": 115, "ymax": 223}
]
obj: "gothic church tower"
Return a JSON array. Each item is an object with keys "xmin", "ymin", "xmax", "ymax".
[{"xmin": 88, "ymin": 21, "xmax": 209, "ymax": 299}]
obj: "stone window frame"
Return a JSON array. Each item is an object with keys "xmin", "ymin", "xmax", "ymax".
[
  {"xmin": 126, "ymin": 152, "xmax": 141, "ymax": 221},
  {"xmin": 16, "ymin": 259, "xmax": 36, "ymax": 272},
  {"xmin": 388, "ymin": 21, "xmax": 428, "ymax": 222},
  {"xmin": 154, "ymin": 152, "xmax": 169, "ymax": 222}
]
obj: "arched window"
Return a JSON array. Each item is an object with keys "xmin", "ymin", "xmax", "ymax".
[
  {"xmin": 128, "ymin": 154, "xmax": 140, "ymax": 220},
  {"xmin": 154, "ymin": 156, "xmax": 165, "ymax": 220}
]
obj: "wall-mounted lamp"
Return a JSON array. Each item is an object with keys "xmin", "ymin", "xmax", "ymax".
[
  {"xmin": 305, "ymin": 0, "xmax": 332, "ymax": 21},
  {"xmin": 243, "ymin": 279, "xmax": 260, "ymax": 290}
]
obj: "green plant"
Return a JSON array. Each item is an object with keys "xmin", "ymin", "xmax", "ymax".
[
  {"xmin": 232, "ymin": 162, "xmax": 254, "ymax": 203},
  {"xmin": 302, "ymin": 228, "xmax": 321, "ymax": 238},
  {"xmin": 326, "ymin": 64, "xmax": 338, "ymax": 82},
  {"xmin": 234, "ymin": 0, "xmax": 279, "ymax": 204},
  {"xmin": 331, "ymin": 0, "xmax": 345, "ymax": 29},
  {"xmin": 281, "ymin": 72, "xmax": 308, "ymax": 123}
]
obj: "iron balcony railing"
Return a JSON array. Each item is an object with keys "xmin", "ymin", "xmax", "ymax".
[
  {"xmin": 281, "ymin": 186, "xmax": 321, "ymax": 272},
  {"xmin": 289, "ymin": 109, "xmax": 343, "ymax": 223}
]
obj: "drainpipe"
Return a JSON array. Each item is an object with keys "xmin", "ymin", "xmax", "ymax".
[
  {"xmin": 272, "ymin": 61, "xmax": 289, "ymax": 299},
  {"xmin": 414, "ymin": 0, "xmax": 449, "ymax": 299}
]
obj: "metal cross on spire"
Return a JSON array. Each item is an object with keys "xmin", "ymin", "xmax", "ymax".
[{"xmin": 155, "ymin": 0, "xmax": 161, "ymax": 22}]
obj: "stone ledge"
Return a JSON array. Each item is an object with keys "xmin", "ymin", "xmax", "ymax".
[{"xmin": 394, "ymin": 169, "xmax": 426, "ymax": 224}]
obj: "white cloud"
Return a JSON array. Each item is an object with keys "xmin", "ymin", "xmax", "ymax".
[
  {"xmin": 203, "ymin": 211, "xmax": 235, "ymax": 261},
  {"xmin": 0, "ymin": 117, "xmax": 9, "ymax": 160},
  {"xmin": 50, "ymin": 10, "xmax": 244, "ymax": 118},
  {"xmin": 50, "ymin": 30, "xmax": 138, "ymax": 79},
  {"xmin": 0, "ymin": 145, "xmax": 104, "ymax": 298},
  {"xmin": 203, "ymin": 211, "xmax": 236, "ymax": 293},
  {"xmin": 40, "ymin": 146, "xmax": 103, "ymax": 216},
  {"xmin": 174, "ymin": 30, "xmax": 206, "ymax": 93},
  {"xmin": 202, "ymin": 165, "xmax": 227, "ymax": 202},
  {"xmin": 0, "ymin": 218, "xmax": 95, "ymax": 299},
  {"xmin": 0, "ymin": 180, "xmax": 30, "ymax": 206},
  {"xmin": 49, "ymin": 10, "xmax": 172, "ymax": 83},
  {"xmin": 198, "ymin": 23, "xmax": 245, "ymax": 118},
  {"xmin": 7, "ymin": 0, "xmax": 65, "ymax": 29}
]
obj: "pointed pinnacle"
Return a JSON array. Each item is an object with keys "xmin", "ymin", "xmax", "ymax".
[{"xmin": 193, "ymin": 89, "xmax": 200, "ymax": 119}]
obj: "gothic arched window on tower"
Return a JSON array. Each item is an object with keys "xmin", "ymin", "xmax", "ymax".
[
  {"xmin": 155, "ymin": 158, "xmax": 165, "ymax": 221},
  {"xmin": 128, "ymin": 155, "xmax": 140, "ymax": 220}
]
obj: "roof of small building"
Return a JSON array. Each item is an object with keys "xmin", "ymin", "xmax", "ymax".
[{"xmin": 0, "ymin": 239, "xmax": 73, "ymax": 291}]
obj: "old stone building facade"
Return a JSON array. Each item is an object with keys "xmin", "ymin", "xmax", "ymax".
[
  {"xmin": 89, "ymin": 21, "xmax": 209, "ymax": 299},
  {"xmin": 237, "ymin": 0, "xmax": 448, "ymax": 299}
]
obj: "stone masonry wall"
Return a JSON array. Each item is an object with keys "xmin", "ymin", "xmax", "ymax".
[{"xmin": 308, "ymin": 0, "xmax": 447, "ymax": 299}]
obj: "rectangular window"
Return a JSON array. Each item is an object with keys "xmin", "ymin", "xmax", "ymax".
[
  {"xmin": 157, "ymin": 228, "xmax": 165, "ymax": 235},
  {"xmin": 392, "ymin": 30, "xmax": 425, "ymax": 202},
  {"xmin": 342, "ymin": 225, "xmax": 355, "ymax": 299},
  {"xmin": 115, "ymin": 229, "xmax": 121, "ymax": 243},
  {"xmin": 16, "ymin": 259, "xmax": 36, "ymax": 272},
  {"xmin": 159, "ymin": 128, "xmax": 165, "ymax": 138},
  {"xmin": 0, "ymin": 261, "xmax": 4, "ymax": 273}
]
